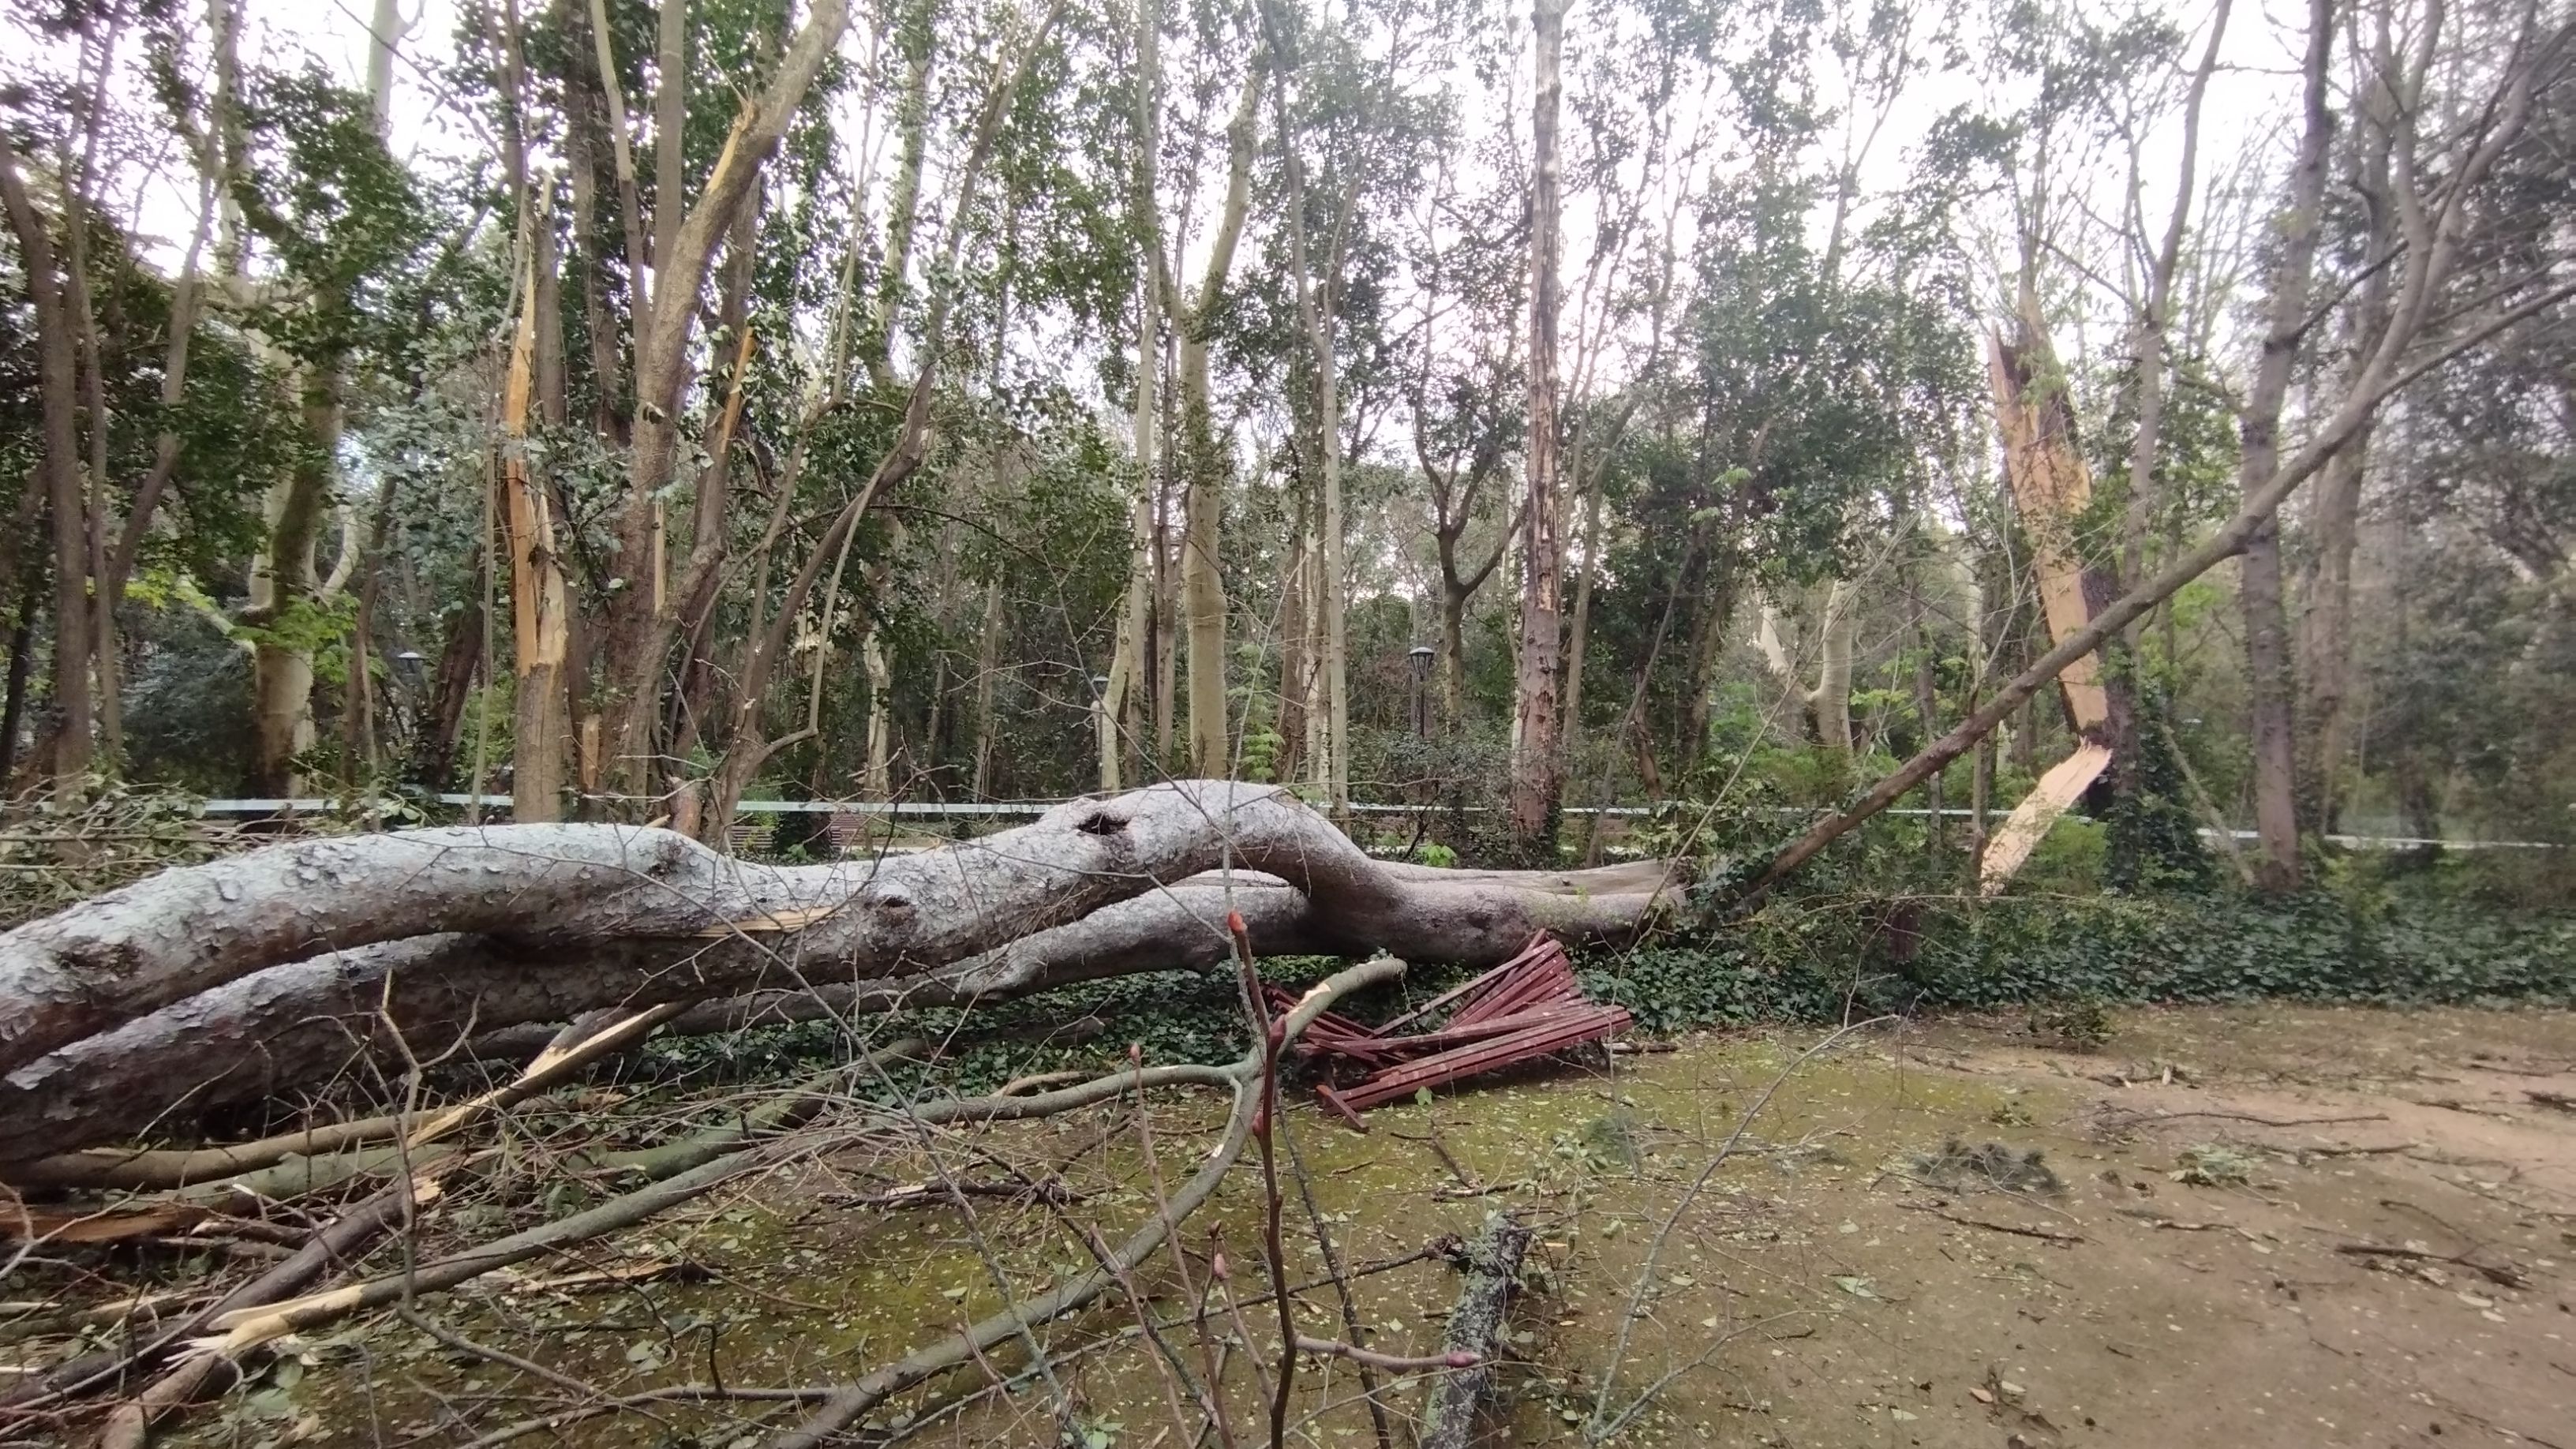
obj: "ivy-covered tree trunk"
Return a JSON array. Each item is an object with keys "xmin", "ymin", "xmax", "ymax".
[{"xmin": 246, "ymin": 361, "xmax": 343, "ymax": 797}]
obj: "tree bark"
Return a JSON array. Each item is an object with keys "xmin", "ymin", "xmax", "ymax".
[
  {"xmin": 1178, "ymin": 57, "xmax": 1262, "ymax": 777},
  {"xmin": 1418, "ymin": 1215, "xmax": 1532, "ymax": 1449},
  {"xmin": 1510, "ymin": 0, "xmax": 1569, "ymax": 848},
  {"xmin": 0, "ymin": 783, "xmax": 1671, "ymax": 1165},
  {"xmin": 0, "ymin": 143, "xmax": 92, "ymax": 805},
  {"xmin": 502, "ymin": 244, "xmax": 573, "ymax": 821},
  {"xmin": 2236, "ymin": 0, "xmax": 2336, "ymax": 893}
]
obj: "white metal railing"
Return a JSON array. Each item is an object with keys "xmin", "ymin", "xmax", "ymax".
[{"xmin": 178, "ymin": 794, "xmax": 2563, "ymax": 850}]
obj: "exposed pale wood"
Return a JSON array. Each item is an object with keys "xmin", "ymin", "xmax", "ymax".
[
  {"xmin": 1978, "ymin": 743, "xmax": 2114, "ymax": 894},
  {"xmin": 1985, "ymin": 321, "xmax": 2107, "ymax": 733},
  {"xmin": 500, "ymin": 241, "xmax": 572, "ymax": 822}
]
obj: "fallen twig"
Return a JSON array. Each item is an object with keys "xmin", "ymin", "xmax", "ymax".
[
  {"xmin": 1900, "ymin": 1200, "xmax": 2087, "ymax": 1245},
  {"xmin": 2334, "ymin": 1242, "xmax": 2527, "ymax": 1289},
  {"xmin": 1295, "ymin": 1335, "xmax": 1477, "ymax": 1375},
  {"xmin": 2105, "ymin": 1109, "xmax": 2388, "ymax": 1130}
]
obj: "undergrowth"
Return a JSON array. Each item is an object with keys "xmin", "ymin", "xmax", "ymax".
[{"xmin": 1581, "ymin": 886, "xmax": 2576, "ymax": 1036}]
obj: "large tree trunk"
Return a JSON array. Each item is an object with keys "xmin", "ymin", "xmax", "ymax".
[
  {"xmin": 502, "ymin": 252, "xmax": 573, "ymax": 821},
  {"xmin": 1509, "ymin": 0, "xmax": 1569, "ymax": 848},
  {"xmin": 0, "ymin": 140, "xmax": 92, "ymax": 805},
  {"xmin": 1811, "ymin": 578, "xmax": 1857, "ymax": 753},
  {"xmin": 0, "ymin": 782, "xmax": 1672, "ymax": 1166},
  {"xmin": 2297, "ymin": 90, "xmax": 2398, "ymax": 833},
  {"xmin": 2235, "ymin": 0, "xmax": 2336, "ymax": 893}
]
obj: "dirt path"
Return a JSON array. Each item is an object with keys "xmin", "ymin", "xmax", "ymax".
[{"xmin": 1631, "ymin": 1006, "xmax": 2576, "ymax": 1449}]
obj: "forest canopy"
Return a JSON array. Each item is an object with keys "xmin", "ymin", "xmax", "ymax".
[{"xmin": 0, "ymin": 0, "xmax": 2567, "ymax": 887}]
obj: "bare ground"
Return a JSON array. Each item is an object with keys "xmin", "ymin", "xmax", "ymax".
[{"xmin": 22, "ymin": 1002, "xmax": 2574, "ymax": 1448}]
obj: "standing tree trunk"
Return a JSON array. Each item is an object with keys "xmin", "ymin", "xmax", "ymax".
[
  {"xmin": 1261, "ymin": 9, "xmax": 1348, "ymax": 820},
  {"xmin": 502, "ymin": 245, "xmax": 573, "ymax": 821},
  {"xmin": 590, "ymin": 0, "xmax": 852, "ymax": 808},
  {"xmin": 1509, "ymin": 0, "xmax": 1569, "ymax": 848},
  {"xmin": 0, "ymin": 142, "xmax": 91, "ymax": 804},
  {"xmin": 1178, "ymin": 58, "xmax": 1261, "ymax": 777},
  {"xmin": 1812, "ymin": 578, "xmax": 1857, "ymax": 753},
  {"xmin": 2236, "ymin": 0, "xmax": 2335, "ymax": 893},
  {"xmin": 2297, "ymin": 66, "xmax": 2398, "ymax": 833},
  {"xmin": 970, "ymin": 576, "xmax": 1002, "ymax": 798}
]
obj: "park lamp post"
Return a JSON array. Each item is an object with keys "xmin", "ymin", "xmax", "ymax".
[{"xmin": 1407, "ymin": 645, "xmax": 1435, "ymax": 739}]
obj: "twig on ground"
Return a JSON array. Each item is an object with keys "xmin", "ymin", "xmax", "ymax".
[
  {"xmin": 453, "ymin": 1383, "xmax": 834, "ymax": 1449},
  {"xmin": 1295, "ymin": 1335, "xmax": 1477, "ymax": 1375},
  {"xmin": 1900, "ymin": 1200, "xmax": 2087, "ymax": 1245},
  {"xmin": 2103, "ymin": 1109, "xmax": 2389, "ymax": 1130},
  {"xmin": 2334, "ymin": 1243, "xmax": 2527, "ymax": 1289}
]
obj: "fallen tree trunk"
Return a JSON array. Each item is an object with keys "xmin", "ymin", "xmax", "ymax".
[{"xmin": 0, "ymin": 784, "xmax": 1669, "ymax": 1166}]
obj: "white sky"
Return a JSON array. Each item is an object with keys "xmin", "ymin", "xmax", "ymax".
[{"xmin": 60, "ymin": 0, "xmax": 2316, "ymax": 434}]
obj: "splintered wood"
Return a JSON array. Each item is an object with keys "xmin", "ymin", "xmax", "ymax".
[
  {"xmin": 1267, "ymin": 933, "xmax": 1631, "ymax": 1125},
  {"xmin": 1981, "ymin": 297, "xmax": 2118, "ymax": 895}
]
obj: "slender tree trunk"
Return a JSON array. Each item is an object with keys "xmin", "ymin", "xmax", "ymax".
[
  {"xmin": 1678, "ymin": 566, "xmax": 1734, "ymax": 773},
  {"xmin": 1103, "ymin": 260, "xmax": 1159, "ymax": 790},
  {"xmin": 1102, "ymin": 0, "xmax": 1159, "ymax": 788},
  {"xmin": 64, "ymin": 195, "xmax": 121, "ymax": 774},
  {"xmin": 1440, "ymin": 579, "xmax": 1469, "ymax": 726},
  {"xmin": 1275, "ymin": 521, "xmax": 1308, "ymax": 787},
  {"xmin": 2297, "ymin": 88, "xmax": 2397, "ymax": 833},
  {"xmin": 863, "ymin": 627, "xmax": 893, "ymax": 799},
  {"xmin": 1179, "ymin": 59, "xmax": 1261, "ymax": 777},
  {"xmin": 412, "ymin": 571, "xmax": 484, "ymax": 789},
  {"xmin": 2236, "ymin": 0, "xmax": 2335, "ymax": 893},
  {"xmin": 2297, "ymin": 436, "xmax": 2368, "ymax": 830},
  {"xmin": 0, "ymin": 578, "xmax": 36, "ymax": 793},
  {"xmin": 1262, "ymin": 17, "xmax": 1346, "ymax": 819},
  {"xmin": 1509, "ymin": 0, "xmax": 1569, "ymax": 848},
  {"xmin": 971, "ymin": 577, "xmax": 1002, "ymax": 799},
  {"xmin": 1562, "ymin": 454, "xmax": 1605, "ymax": 736},
  {"xmin": 0, "ymin": 142, "xmax": 94, "ymax": 804}
]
